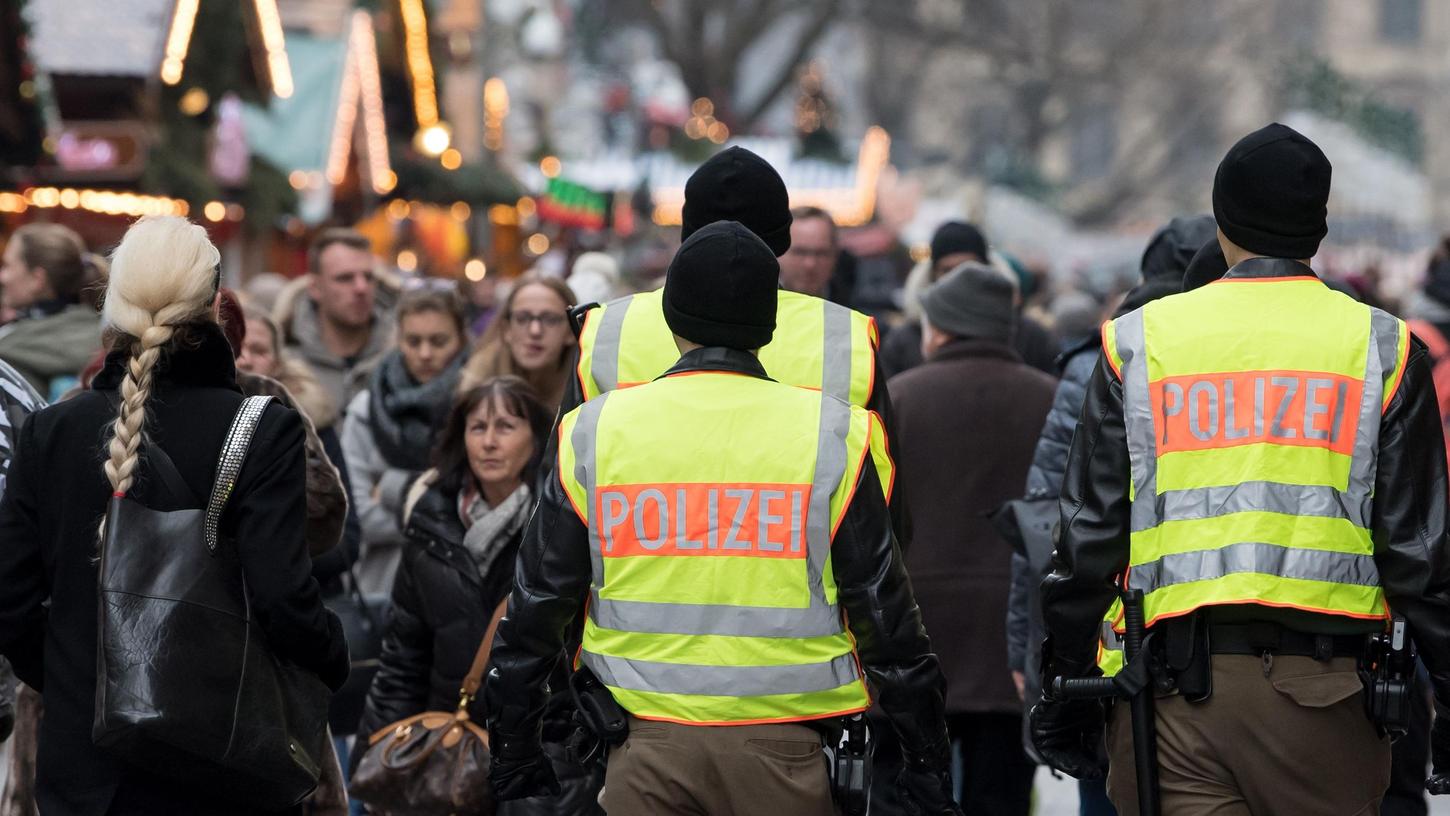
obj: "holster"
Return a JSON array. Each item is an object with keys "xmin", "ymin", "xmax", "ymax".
[
  {"xmin": 565, "ymin": 667, "xmax": 628, "ymax": 765},
  {"xmin": 1160, "ymin": 612, "xmax": 1212, "ymax": 702}
]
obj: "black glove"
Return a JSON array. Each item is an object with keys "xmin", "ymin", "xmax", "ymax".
[
  {"xmin": 896, "ymin": 763, "xmax": 962, "ymax": 816},
  {"xmin": 490, "ymin": 736, "xmax": 561, "ymax": 801},
  {"xmin": 1029, "ymin": 697, "xmax": 1107, "ymax": 780},
  {"xmin": 1429, "ymin": 702, "xmax": 1450, "ymax": 795}
]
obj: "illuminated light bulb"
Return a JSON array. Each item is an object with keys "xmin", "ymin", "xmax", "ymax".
[
  {"xmin": 387, "ymin": 199, "xmax": 411, "ymax": 221},
  {"xmin": 451, "ymin": 201, "xmax": 472, "ymax": 221},
  {"xmin": 288, "ymin": 170, "xmax": 308, "ymax": 189},
  {"xmin": 516, "ymin": 197, "xmax": 537, "ymax": 218},
  {"xmin": 204, "ymin": 201, "xmax": 226, "ymax": 222},
  {"xmin": 397, "ymin": 250, "xmax": 418, "ymax": 272},
  {"xmin": 178, "ymin": 87, "xmax": 209, "ymax": 116},
  {"xmin": 526, "ymin": 233, "xmax": 550, "ymax": 255},
  {"xmin": 440, "ymin": 148, "xmax": 463, "ymax": 170},
  {"xmin": 465, "ymin": 259, "xmax": 487, "ymax": 281},
  {"xmin": 539, "ymin": 156, "xmax": 561, "ymax": 178},
  {"xmin": 416, "ymin": 124, "xmax": 451, "ymax": 158}
]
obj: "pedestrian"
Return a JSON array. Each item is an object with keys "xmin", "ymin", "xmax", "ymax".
[
  {"xmin": 484, "ymin": 220, "xmax": 961, "ymax": 816},
  {"xmin": 566, "ymin": 252, "xmax": 621, "ymax": 308},
  {"xmin": 341, "ymin": 289, "xmax": 467, "ymax": 596},
  {"xmin": 779, "ymin": 205, "xmax": 846, "ymax": 302},
  {"xmin": 217, "ymin": 294, "xmax": 356, "ymax": 578},
  {"xmin": 275, "ymin": 228, "xmax": 396, "ymax": 409},
  {"xmin": 0, "ymin": 215, "xmax": 349, "ymax": 815},
  {"xmin": 879, "ymin": 222, "xmax": 1057, "ymax": 378},
  {"xmin": 1033, "ymin": 123, "xmax": 1450, "ymax": 814},
  {"xmin": 0, "ymin": 224, "xmax": 104, "ymax": 400},
  {"xmin": 354, "ymin": 377, "xmax": 600, "ymax": 814},
  {"xmin": 1004, "ymin": 216, "xmax": 1209, "ymax": 816},
  {"xmin": 888, "ymin": 262, "xmax": 1056, "ymax": 814},
  {"xmin": 0, "ymin": 357, "xmax": 42, "ymax": 809},
  {"xmin": 459, "ymin": 275, "xmax": 577, "ymax": 415}
]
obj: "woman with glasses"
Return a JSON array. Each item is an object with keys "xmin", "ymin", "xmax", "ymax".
[
  {"xmin": 460, "ymin": 276, "xmax": 577, "ymax": 415},
  {"xmin": 341, "ymin": 289, "xmax": 468, "ymax": 595}
]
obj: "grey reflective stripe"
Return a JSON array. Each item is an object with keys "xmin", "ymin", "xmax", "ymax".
[
  {"xmin": 821, "ymin": 303, "xmax": 854, "ymax": 403},
  {"xmin": 1100, "ymin": 619, "xmax": 1122, "ymax": 651},
  {"xmin": 1131, "ymin": 481, "xmax": 1373, "ymax": 533},
  {"xmin": 1113, "ymin": 311, "xmax": 1158, "ymax": 502},
  {"xmin": 808, "ymin": 396, "xmax": 853, "ymax": 605},
  {"xmin": 1128, "ymin": 541, "xmax": 1381, "ymax": 595},
  {"xmin": 573, "ymin": 393, "xmax": 611, "ymax": 584},
  {"xmin": 580, "ymin": 650, "xmax": 861, "ymax": 698},
  {"xmin": 589, "ymin": 294, "xmax": 633, "ymax": 394},
  {"xmin": 590, "ymin": 592, "xmax": 843, "ymax": 638},
  {"xmin": 1347, "ymin": 309, "xmax": 1399, "ymax": 500}
]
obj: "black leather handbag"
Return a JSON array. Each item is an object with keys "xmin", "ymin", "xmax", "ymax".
[{"xmin": 93, "ymin": 395, "xmax": 332, "ymax": 810}]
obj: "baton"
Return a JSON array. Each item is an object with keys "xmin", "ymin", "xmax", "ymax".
[{"xmin": 1051, "ymin": 589, "xmax": 1160, "ymax": 816}]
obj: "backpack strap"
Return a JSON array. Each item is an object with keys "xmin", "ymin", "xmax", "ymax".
[{"xmin": 204, "ymin": 396, "xmax": 274, "ymax": 552}]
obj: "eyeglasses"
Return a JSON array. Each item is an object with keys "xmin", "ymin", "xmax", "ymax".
[{"xmin": 508, "ymin": 310, "xmax": 566, "ymax": 329}]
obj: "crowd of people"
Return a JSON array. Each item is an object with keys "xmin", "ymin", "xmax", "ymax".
[{"xmin": 0, "ymin": 124, "xmax": 1448, "ymax": 816}]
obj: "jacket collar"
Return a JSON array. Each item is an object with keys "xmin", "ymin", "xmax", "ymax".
[
  {"xmin": 659, "ymin": 346, "xmax": 771, "ymax": 381},
  {"xmin": 406, "ymin": 482, "xmax": 483, "ymax": 587},
  {"xmin": 927, "ymin": 337, "xmax": 1021, "ymax": 365},
  {"xmin": 92, "ymin": 320, "xmax": 241, "ymax": 393},
  {"xmin": 1219, "ymin": 257, "xmax": 1319, "ymax": 282}
]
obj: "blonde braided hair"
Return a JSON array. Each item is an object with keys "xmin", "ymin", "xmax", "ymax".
[{"xmin": 101, "ymin": 216, "xmax": 221, "ymax": 497}]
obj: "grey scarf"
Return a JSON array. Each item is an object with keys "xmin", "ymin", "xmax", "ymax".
[{"xmin": 459, "ymin": 483, "xmax": 531, "ymax": 579}]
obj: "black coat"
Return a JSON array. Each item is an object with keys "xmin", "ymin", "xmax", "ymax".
[
  {"xmin": 356, "ymin": 479, "xmax": 519, "ymax": 740},
  {"xmin": 0, "ymin": 323, "xmax": 349, "ymax": 816}
]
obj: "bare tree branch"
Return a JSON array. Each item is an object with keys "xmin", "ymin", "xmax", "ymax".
[{"xmin": 734, "ymin": 0, "xmax": 842, "ymax": 130}]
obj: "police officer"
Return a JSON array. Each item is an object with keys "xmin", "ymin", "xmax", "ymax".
[
  {"xmin": 485, "ymin": 221, "xmax": 959, "ymax": 815},
  {"xmin": 560, "ymin": 147, "xmax": 909, "ymax": 545},
  {"xmin": 1032, "ymin": 122, "xmax": 1450, "ymax": 814}
]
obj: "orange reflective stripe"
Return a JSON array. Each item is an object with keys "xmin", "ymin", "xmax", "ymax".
[
  {"xmin": 1208, "ymin": 275, "xmax": 1320, "ymax": 285},
  {"xmin": 1150, "ymin": 369, "xmax": 1362, "ymax": 456},
  {"xmin": 594, "ymin": 483, "xmax": 812, "ymax": 559}
]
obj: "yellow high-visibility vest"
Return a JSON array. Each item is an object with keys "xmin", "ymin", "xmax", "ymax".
[
  {"xmin": 1100, "ymin": 267, "xmax": 1410, "ymax": 632},
  {"xmin": 576, "ymin": 288, "xmax": 879, "ymax": 407},
  {"xmin": 557, "ymin": 369, "xmax": 892, "ymax": 725}
]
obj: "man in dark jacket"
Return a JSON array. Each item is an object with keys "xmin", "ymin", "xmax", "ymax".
[
  {"xmin": 888, "ymin": 262, "xmax": 1056, "ymax": 814},
  {"xmin": 880, "ymin": 222, "xmax": 1057, "ymax": 378},
  {"xmin": 1035, "ymin": 123, "xmax": 1450, "ymax": 814},
  {"xmin": 1004, "ymin": 214, "xmax": 1212, "ymax": 816}
]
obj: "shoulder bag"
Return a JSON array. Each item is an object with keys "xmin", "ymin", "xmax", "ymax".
[
  {"xmin": 349, "ymin": 599, "xmax": 507, "ymax": 815},
  {"xmin": 93, "ymin": 395, "xmax": 331, "ymax": 810}
]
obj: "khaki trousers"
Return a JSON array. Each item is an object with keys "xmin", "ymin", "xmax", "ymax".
[
  {"xmin": 601, "ymin": 716, "xmax": 835, "ymax": 816},
  {"xmin": 1108, "ymin": 655, "xmax": 1391, "ymax": 816}
]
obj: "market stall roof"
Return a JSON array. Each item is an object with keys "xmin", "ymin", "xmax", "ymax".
[
  {"xmin": 527, "ymin": 128, "xmax": 892, "ymax": 227},
  {"xmin": 242, "ymin": 11, "xmax": 393, "ymax": 224},
  {"xmin": 26, "ymin": 0, "xmax": 173, "ymax": 77}
]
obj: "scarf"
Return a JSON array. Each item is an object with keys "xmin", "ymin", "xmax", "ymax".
[
  {"xmin": 367, "ymin": 349, "xmax": 463, "ymax": 471},
  {"xmin": 458, "ymin": 483, "xmax": 532, "ymax": 580}
]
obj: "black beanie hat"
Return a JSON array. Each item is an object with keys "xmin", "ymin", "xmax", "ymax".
[
  {"xmin": 663, "ymin": 221, "xmax": 778, "ymax": 350},
  {"xmin": 1140, "ymin": 214, "xmax": 1217, "ymax": 281},
  {"xmin": 1182, "ymin": 238, "xmax": 1230, "ymax": 292},
  {"xmin": 1212, "ymin": 123, "xmax": 1331, "ymax": 259},
  {"xmin": 929, "ymin": 221, "xmax": 989, "ymax": 265},
  {"xmin": 681, "ymin": 147, "xmax": 793, "ymax": 257}
]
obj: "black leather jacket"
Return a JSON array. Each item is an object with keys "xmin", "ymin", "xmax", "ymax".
[
  {"xmin": 1041, "ymin": 261, "xmax": 1450, "ymax": 710},
  {"xmin": 485, "ymin": 347, "xmax": 951, "ymax": 767}
]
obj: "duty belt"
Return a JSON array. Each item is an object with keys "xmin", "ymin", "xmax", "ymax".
[{"xmin": 1208, "ymin": 623, "xmax": 1368, "ymax": 661}]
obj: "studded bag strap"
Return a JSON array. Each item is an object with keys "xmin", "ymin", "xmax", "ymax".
[{"xmin": 204, "ymin": 395, "xmax": 275, "ymax": 552}]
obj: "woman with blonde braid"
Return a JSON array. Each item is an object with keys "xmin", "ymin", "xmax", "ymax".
[{"xmin": 0, "ymin": 216, "xmax": 348, "ymax": 816}]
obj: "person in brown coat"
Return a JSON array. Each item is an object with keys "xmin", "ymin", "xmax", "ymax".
[{"xmin": 887, "ymin": 262, "xmax": 1056, "ymax": 815}]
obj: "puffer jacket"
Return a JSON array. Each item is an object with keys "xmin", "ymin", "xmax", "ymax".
[{"xmin": 355, "ymin": 475, "xmax": 603, "ymax": 815}]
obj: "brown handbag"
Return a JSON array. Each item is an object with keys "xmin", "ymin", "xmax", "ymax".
[{"xmin": 349, "ymin": 600, "xmax": 508, "ymax": 815}]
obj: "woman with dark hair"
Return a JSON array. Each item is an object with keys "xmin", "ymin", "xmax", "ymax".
[
  {"xmin": 341, "ymin": 289, "xmax": 468, "ymax": 595},
  {"xmin": 357, "ymin": 377, "xmax": 601, "ymax": 812}
]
